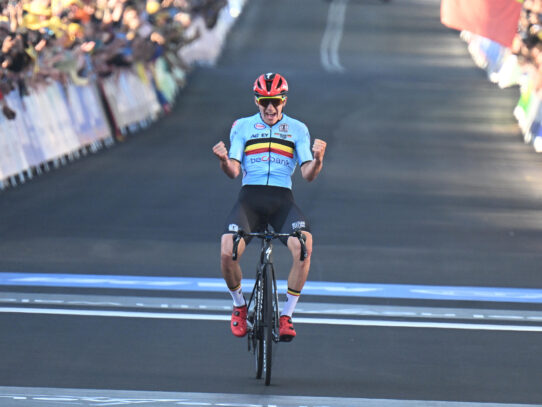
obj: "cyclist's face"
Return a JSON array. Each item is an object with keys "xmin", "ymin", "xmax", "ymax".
[{"xmin": 255, "ymin": 96, "xmax": 287, "ymax": 126}]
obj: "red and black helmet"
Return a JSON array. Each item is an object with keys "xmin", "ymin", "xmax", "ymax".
[{"xmin": 253, "ymin": 73, "xmax": 288, "ymax": 97}]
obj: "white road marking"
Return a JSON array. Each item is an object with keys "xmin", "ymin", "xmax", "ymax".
[
  {"xmin": 1, "ymin": 306, "xmax": 542, "ymax": 332},
  {"xmin": 2, "ymin": 293, "xmax": 542, "ymax": 323},
  {"xmin": 321, "ymin": 0, "xmax": 348, "ymax": 72},
  {"xmin": 0, "ymin": 387, "xmax": 538, "ymax": 407}
]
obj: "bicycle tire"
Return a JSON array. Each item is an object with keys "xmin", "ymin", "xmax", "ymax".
[
  {"xmin": 254, "ymin": 270, "xmax": 264, "ymax": 379},
  {"xmin": 263, "ymin": 264, "xmax": 274, "ymax": 385}
]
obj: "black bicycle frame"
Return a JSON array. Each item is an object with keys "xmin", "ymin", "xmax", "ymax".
[
  {"xmin": 247, "ymin": 235, "xmax": 280, "ymax": 342},
  {"xmin": 231, "ymin": 227, "xmax": 307, "ymax": 385}
]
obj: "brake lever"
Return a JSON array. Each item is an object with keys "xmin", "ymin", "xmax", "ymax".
[
  {"xmin": 294, "ymin": 230, "xmax": 307, "ymax": 261},
  {"xmin": 232, "ymin": 231, "xmax": 244, "ymax": 261}
]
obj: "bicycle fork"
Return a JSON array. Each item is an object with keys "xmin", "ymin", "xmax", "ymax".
[{"xmin": 246, "ymin": 265, "xmax": 263, "ymax": 352}]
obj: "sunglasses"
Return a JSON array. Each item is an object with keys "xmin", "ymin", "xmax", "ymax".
[{"xmin": 257, "ymin": 97, "xmax": 285, "ymax": 108}]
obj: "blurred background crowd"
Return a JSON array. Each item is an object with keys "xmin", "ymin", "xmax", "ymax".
[
  {"xmin": 514, "ymin": 0, "xmax": 542, "ymax": 90},
  {"xmin": 0, "ymin": 0, "xmax": 227, "ymax": 119}
]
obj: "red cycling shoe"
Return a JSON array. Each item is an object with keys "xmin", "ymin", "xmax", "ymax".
[
  {"xmin": 279, "ymin": 315, "xmax": 296, "ymax": 342},
  {"xmin": 231, "ymin": 305, "xmax": 247, "ymax": 337}
]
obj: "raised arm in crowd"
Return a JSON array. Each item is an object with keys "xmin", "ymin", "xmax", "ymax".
[{"xmin": 0, "ymin": 0, "xmax": 227, "ymax": 120}]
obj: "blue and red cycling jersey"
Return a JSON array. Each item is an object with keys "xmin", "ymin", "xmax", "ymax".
[{"xmin": 228, "ymin": 113, "xmax": 313, "ymax": 189}]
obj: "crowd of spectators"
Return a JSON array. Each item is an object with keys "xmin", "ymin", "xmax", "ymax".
[
  {"xmin": 513, "ymin": 0, "xmax": 542, "ymax": 90},
  {"xmin": 0, "ymin": 0, "xmax": 227, "ymax": 120}
]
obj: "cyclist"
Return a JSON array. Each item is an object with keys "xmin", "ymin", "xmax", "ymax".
[{"xmin": 212, "ymin": 72, "xmax": 327, "ymax": 342}]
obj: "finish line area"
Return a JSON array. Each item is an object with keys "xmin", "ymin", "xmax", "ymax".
[
  {"xmin": 0, "ymin": 387, "xmax": 537, "ymax": 407},
  {"xmin": 1, "ymin": 272, "xmax": 542, "ymax": 303},
  {"xmin": 2, "ymin": 275, "xmax": 542, "ymax": 332}
]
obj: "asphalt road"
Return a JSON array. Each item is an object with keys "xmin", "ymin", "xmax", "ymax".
[{"xmin": 1, "ymin": 0, "xmax": 542, "ymax": 406}]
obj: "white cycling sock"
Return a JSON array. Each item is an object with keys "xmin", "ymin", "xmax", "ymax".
[
  {"xmin": 229, "ymin": 284, "xmax": 246, "ymax": 307},
  {"xmin": 281, "ymin": 288, "xmax": 301, "ymax": 317}
]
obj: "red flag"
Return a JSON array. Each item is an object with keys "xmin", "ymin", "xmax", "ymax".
[{"xmin": 441, "ymin": 0, "xmax": 522, "ymax": 48}]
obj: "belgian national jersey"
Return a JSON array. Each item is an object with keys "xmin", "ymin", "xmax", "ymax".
[{"xmin": 228, "ymin": 113, "xmax": 313, "ymax": 189}]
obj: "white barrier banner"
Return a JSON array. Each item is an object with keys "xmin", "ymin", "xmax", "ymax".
[
  {"xmin": 52, "ymin": 82, "xmax": 80, "ymax": 155},
  {"xmin": 102, "ymin": 70, "xmax": 161, "ymax": 133},
  {"xmin": 34, "ymin": 87, "xmax": 64, "ymax": 160},
  {"xmin": 52, "ymin": 84, "xmax": 80, "ymax": 156},
  {"xmin": 0, "ymin": 106, "xmax": 26, "ymax": 178},
  {"xmin": 68, "ymin": 82, "xmax": 100, "ymax": 146},
  {"xmin": 83, "ymin": 84, "xmax": 111, "ymax": 141},
  {"xmin": 27, "ymin": 90, "xmax": 55, "ymax": 162},
  {"xmin": 6, "ymin": 92, "xmax": 41, "ymax": 169},
  {"xmin": 17, "ymin": 94, "xmax": 46, "ymax": 168}
]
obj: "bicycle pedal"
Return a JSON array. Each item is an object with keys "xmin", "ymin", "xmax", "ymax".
[{"xmin": 279, "ymin": 335, "xmax": 294, "ymax": 343}]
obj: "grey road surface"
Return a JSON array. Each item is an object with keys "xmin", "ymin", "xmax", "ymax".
[{"xmin": 1, "ymin": 0, "xmax": 541, "ymax": 405}]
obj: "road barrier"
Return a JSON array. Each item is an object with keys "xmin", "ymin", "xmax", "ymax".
[{"xmin": 460, "ymin": 31, "xmax": 542, "ymax": 153}]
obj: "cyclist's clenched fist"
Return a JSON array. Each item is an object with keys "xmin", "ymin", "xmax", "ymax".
[
  {"xmin": 213, "ymin": 141, "xmax": 240, "ymax": 179},
  {"xmin": 312, "ymin": 139, "xmax": 326, "ymax": 162},
  {"xmin": 212, "ymin": 141, "xmax": 229, "ymax": 161}
]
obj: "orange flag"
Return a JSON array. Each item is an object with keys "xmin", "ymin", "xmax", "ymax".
[{"xmin": 441, "ymin": 0, "xmax": 522, "ymax": 48}]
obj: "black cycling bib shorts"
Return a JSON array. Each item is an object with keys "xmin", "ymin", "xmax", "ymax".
[{"xmin": 223, "ymin": 185, "xmax": 311, "ymax": 245}]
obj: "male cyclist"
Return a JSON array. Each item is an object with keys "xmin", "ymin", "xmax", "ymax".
[{"xmin": 212, "ymin": 73, "xmax": 326, "ymax": 342}]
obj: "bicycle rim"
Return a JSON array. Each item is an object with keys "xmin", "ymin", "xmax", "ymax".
[{"xmin": 263, "ymin": 264, "xmax": 273, "ymax": 386}]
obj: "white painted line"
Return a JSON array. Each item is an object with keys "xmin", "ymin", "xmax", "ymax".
[
  {"xmin": 0, "ymin": 386, "xmax": 538, "ymax": 407},
  {"xmin": 0, "ymin": 307, "xmax": 230, "ymax": 322},
  {"xmin": 1, "ymin": 307, "xmax": 542, "ymax": 332},
  {"xmin": 321, "ymin": 0, "xmax": 348, "ymax": 72},
  {"xmin": 294, "ymin": 317, "xmax": 542, "ymax": 332},
  {"xmin": 4, "ymin": 293, "xmax": 542, "ymax": 322}
]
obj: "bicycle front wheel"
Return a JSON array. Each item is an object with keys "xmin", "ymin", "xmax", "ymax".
[
  {"xmin": 262, "ymin": 264, "xmax": 274, "ymax": 386},
  {"xmin": 253, "ymin": 271, "xmax": 264, "ymax": 379}
]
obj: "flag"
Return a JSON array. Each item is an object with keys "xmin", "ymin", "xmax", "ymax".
[{"xmin": 441, "ymin": 0, "xmax": 522, "ymax": 48}]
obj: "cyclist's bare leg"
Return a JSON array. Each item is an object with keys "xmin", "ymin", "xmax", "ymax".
[
  {"xmin": 281, "ymin": 232, "xmax": 313, "ymax": 337},
  {"xmin": 222, "ymin": 233, "xmax": 248, "ymax": 337},
  {"xmin": 220, "ymin": 233, "xmax": 246, "ymax": 290},
  {"xmin": 286, "ymin": 231, "xmax": 313, "ymax": 291}
]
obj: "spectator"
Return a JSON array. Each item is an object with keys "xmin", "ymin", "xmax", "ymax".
[
  {"xmin": 513, "ymin": 0, "xmax": 542, "ymax": 90},
  {"xmin": 0, "ymin": 0, "xmax": 229, "ymax": 116}
]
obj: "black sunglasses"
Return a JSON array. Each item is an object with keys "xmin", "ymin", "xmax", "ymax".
[{"xmin": 257, "ymin": 97, "xmax": 285, "ymax": 108}]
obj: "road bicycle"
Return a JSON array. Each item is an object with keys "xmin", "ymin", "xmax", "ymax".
[{"xmin": 232, "ymin": 228, "xmax": 307, "ymax": 386}]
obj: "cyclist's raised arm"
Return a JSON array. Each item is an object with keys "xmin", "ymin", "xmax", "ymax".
[
  {"xmin": 214, "ymin": 118, "xmax": 246, "ymax": 179},
  {"xmin": 213, "ymin": 141, "xmax": 241, "ymax": 179},
  {"xmin": 301, "ymin": 138, "xmax": 326, "ymax": 182}
]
